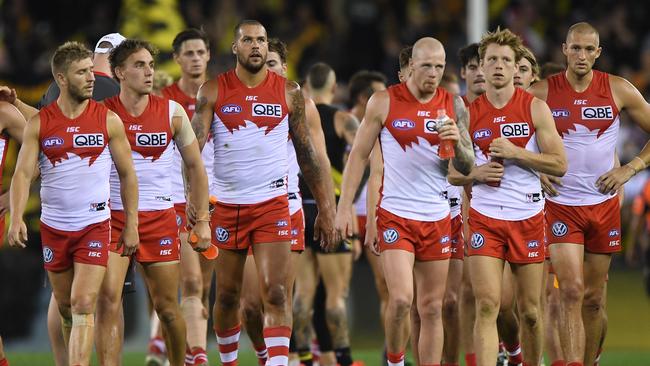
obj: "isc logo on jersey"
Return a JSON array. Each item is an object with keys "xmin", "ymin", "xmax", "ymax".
[
  {"xmin": 73, "ymin": 134, "xmax": 104, "ymax": 148},
  {"xmin": 136, "ymin": 133, "xmax": 167, "ymax": 147},
  {"xmin": 252, "ymin": 103, "xmax": 282, "ymax": 117},
  {"xmin": 500, "ymin": 123, "xmax": 530, "ymax": 138},
  {"xmin": 581, "ymin": 106, "xmax": 613, "ymax": 120}
]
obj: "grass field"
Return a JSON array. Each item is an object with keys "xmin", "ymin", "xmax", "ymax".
[{"xmin": 5, "ymin": 271, "xmax": 650, "ymax": 365}]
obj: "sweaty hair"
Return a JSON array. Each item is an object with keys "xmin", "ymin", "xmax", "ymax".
[
  {"xmin": 307, "ymin": 62, "xmax": 334, "ymax": 91},
  {"xmin": 519, "ymin": 46, "xmax": 540, "ymax": 77},
  {"xmin": 109, "ymin": 39, "xmax": 159, "ymax": 80},
  {"xmin": 348, "ymin": 70, "xmax": 387, "ymax": 106},
  {"xmin": 458, "ymin": 43, "xmax": 480, "ymax": 69},
  {"xmin": 268, "ymin": 38, "xmax": 288, "ymax": 64},
  {"xmin": 399, "ymin": 45, "xmax": 413, "ymax": 69},
  {"xmin": 234, "ymin": 19, "xmax": 264, "ymax": 41},
  {"xmin": 51, "ymin": 41, "xmax": 93, "ymax": 77},
  {"xmin": 541, "ymin": 62, "xmax": 565, "ymax": 79},
  {"xmin": 172, "ymin": 28, "xmax": 210, "ymax": 54},
  {"xmin": 479, "ymin": 27, "xmax": 524, "ymax": 62}
]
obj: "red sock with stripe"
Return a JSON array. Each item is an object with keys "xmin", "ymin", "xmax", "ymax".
[
  {"xmin": 567, "ymin": 362, "xmax": 584, "ymax": 366},
  {"xmin": 504, "ymin": 342, "xmax": 524, "ymax": 364},
  {"xmin": 253, "ymin": 342, "xmax": 268, "ymax": 365},
  {"xmin": 387, "ymin": 351, "xmax": 405, "ymax": 366},
  {"xmin": 216, "ymin": 324, "xmax": 241, "ymax": 366},
  {"xmin": 0, "ymin": 358, "xmax": 8, "ymax": 366},
  {"xmin": 465, "ymin": 353, "xmax": 477, "ymax": 366},
  {"xmin": 264, "ymin": 326, "xmax": 291, "ymax": 366},
  {"xmin": 551, "ymin": 361, "xmax": 566, "ymax": 366}
]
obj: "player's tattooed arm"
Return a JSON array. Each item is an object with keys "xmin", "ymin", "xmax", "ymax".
[
  {"xmin": 451, "ymin": 95, "xmax": 475, "ymax": 176},
  {"xmin": 191, "ymin": 79, "xmax": 218, "ymax": 151}
]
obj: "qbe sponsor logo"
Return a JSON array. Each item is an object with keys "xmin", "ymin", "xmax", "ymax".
[
  {"xmin": 470, "ymin": 233, "xmax": 485, "ymax": 249},
  {"xmin": 581, "ymin": 106, "xmax": 613, "ymax": 120},
  {"xmin": 551, "ymin": 221, "xmax": 568, "ymax": 237},
  {"xmin": 500, "ymin": 123, "xmax": 530, "ymax": 138},
  {"xmin": 252, "ymin": 103, "xmax": 282, "ymax": 117},
  {"xmin": 136, "ymin": 133, "xmax": 167, "ymax": 147},
  {"xmin": 215, "ymin": 227, "xmax": 229, "ymax": 242},
  {"xmin": 73, "ymin": 133, "xmax": 104, "ymax": 148},
  {"xmin": 383, "ymin": 228, "xmax": 399, "ymax": 244}
]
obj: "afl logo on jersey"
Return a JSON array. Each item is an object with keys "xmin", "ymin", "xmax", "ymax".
[
  {"xmin": 221, "ymin": 104, "xmax": 242, "ymax": 114},
  {"xmin": 215, "ymin": 226, "xmax": 229, "ymax": 242},
  {"xmin": 473, "ymin": 129, "xmax": 492, "ymax": 140},
  {"xmin": 470, "ymin": 233, "xmax": 485, "ymax": 249},
  {"xmin": 73, "ymin": 134, "xmax": 104, "ymax": 148},
  {"xmin": 43, "ymin": 246, "xmax": 54, "ymax": 263},
  {"xmin": 527, "ymin": 240, "xmax": 539, "ymax": 249},
  {"xmin": 551, "ymin": 221, "xmax": 568, "ymax": 237},
  {"xmin": 552, "ymin": 109, "xmax": 570, "ymax": 118},
  {"xmin": 136, "ymin": 133, "xmax": 167, "ymax": 147},
  {"xmin": 252, "ymin": 103, "xmax": 282, "ymax": 117},
  {"xmin": 87, "ymin": 241, "xmax": 102, "ymax": 249},
  {"xmin": 581, "ymin": 106, "xmax": 613, "ymax": 120},
  {"xmin": 500, "ymin": 123, "xmax": 530, "ymax": 138},
  {"xmin": 392, "ymin": 119, "xmax": 415, "ymax": 130},
  {"xmin": 383, "ymin": 228, "xmax": 399, "ymax": 244},
  {"xmin": 43, "ymin": 136, "xmax": 64, "ymax": 148},
  {"xmin": 159, "ymin": 237, "xmax": 173, "ymax": 246}
]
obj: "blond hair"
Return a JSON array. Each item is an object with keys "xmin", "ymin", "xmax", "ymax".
[
  {"xmin": 519, "ymin": 46, "xmax": 540, "ymax": 78},
  {"xmin": 479, "ymin": 27, "xmax": 524, "ymax": 62},
  {"xmin": 51, "ymin": 41, "xmax": 93, "ymax": 77}
]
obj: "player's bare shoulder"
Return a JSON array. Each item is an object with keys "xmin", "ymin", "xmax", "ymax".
[
  {"xmin": 527, "ymin": 79, "xmax": 549, "ymax": 101},
  {"xmin": 365, "ymin": 89, "xmax": 390, "ymax": 126},
  {"xmin": 607, "ymin": 73, "xmax": 644, "ymax": 109}
]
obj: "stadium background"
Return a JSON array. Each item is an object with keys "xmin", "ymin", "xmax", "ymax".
[{"xmin": 0, "ymin": 0, "xmax": 649, "ymax": 364}]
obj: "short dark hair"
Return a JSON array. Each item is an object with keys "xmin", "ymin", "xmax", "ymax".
[
  {"xmin": 399, "ymin": 45, "xmax": 413, "ymax": 69},
  {"xmin": 51, "ymin": 41, "xmax": 93, "ymax": 77},
  {"xmin": 458, "ymin": 43, "xmax": 480, "ymax": 69},
  {"xmin": 348, "ymin": 70, "xmax": 387, "ymax": 106},
  {"xmin": 268, "ymin": 38, "xmax": 288, "ymax": 64},
  {"xmin": 172, "ymin": 28, "xmax": 210, "ymax": 54},
  {"xmin": 307, "ymin": 62, "xmax": 334, "ymax": 90},
  {"xmin": 109, "ymin": 39, "xmax": 159, "ymax": 79},
  {"xmin": 233, "ymin": 19, "xmax": 264, "ymax": 41}
]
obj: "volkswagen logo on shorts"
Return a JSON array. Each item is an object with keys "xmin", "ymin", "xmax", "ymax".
[
  {"xmin": 176, "ymin": 214, "xmax": 182, "ymax": 227},
  {"xmin": 383, "ymin": 228, "xmax": 399, "ymax": 244},
  {"xmin": 551, "ymin": 221, "xmax": 568, "ymax": 237},
  {"xmin": 43, "ymin": 246, "xmax": 54, "ymax": 263},
  {"xmin": 215, "ymin": 226, "xmax": 229, "ymax": 243},
  {"xmin": 470, "ymin": 233, "xmax": 485, "ymax": 249}
]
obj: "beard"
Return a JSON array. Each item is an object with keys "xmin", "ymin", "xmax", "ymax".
[
  {"xmin": 68, "ymin": 82, "xmax": 92, "ymax": 103},
  {"xmin": 237, "ymin": 52, "xmax": 266, "ymax": 74}
]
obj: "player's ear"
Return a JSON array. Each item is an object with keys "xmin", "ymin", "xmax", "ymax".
[
  {"xmin": 231, "ymin": 41, "xmax": 237, "ymax": 55},
  {"xmin": 595, "ymin": 46, "xmax": 602, "ymax": 60},
  {"xmin": 562, "ymin": 43, "xmax": 568, "ymax": 57},
  {"xmin": 114, "ymin": 66, "xmax": 124, "ymax": 82}
]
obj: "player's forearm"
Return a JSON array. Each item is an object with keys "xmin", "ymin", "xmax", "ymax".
[
  {"xmin": 451, "ymin": 143, "xmax": 475, "ymax": 176},
  {"xmin": 448, "ymin": 165, "xmax": 476, "ymax": 186},
  {"xmin": 513, "ymin": 148, "xmax": 567, "ymax": 177},
  {"xmin": 186, "ymin": 163, "xmax": 209, "ymax": 216},
  {"xmin": 13, "ymin": 99, "xmax": 38, "ymax": 121},
  {"xmin": 118, "ymin": 170, "xmax": 139, "ymax": 227},
  {"xmin": 9, "ymin": 172, "xmax": 30, "ymax": 223}
]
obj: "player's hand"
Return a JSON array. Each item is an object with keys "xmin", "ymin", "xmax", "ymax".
[
  {"xmin": 596, "ymin": 165, "xmax": 635, "ymax": 195},
  {"xmin": 316, "ymin": 206, "xmax": 341, "ymax": 252},
  {"xmin": 0, "ymin": 86, "xmax": 17, "ymax": 104},
  {"xmin": 118, "ymin": 224, "xmax": 139, "ymax": 257},
  {"xmin": 7, "ymin": 220, "xmax": 28, "ymax": 248},
  {"xmin": 334, "ymin": 205, "xmax": 354, "ymax": 246},
  {"xmin": 472, "ymin": 162, "xmax": 504, "ymax": 184},
  {"xmin": 0, "ymin": 191, "xmax": 9, "ymax": 216},
  {"xmin": 541, "ymin": 174, "xmax": 562, "ymax": 196},
  {"xmin": 489, "ymin": 137, "xmax": 519, "ymax": 159},
  {"xmin": 192, "ymin": 221, "xmax": 212, "ymax": 251},
  {"xmin": 437, "ymin": 119, "xmax": 460, "ymax": 143},
  {"xmin": 364, "ymin": 219, "xmax": 380, "ymax": 256}
]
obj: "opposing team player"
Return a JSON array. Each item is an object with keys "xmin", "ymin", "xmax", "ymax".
[
  {"xmin": 95, "ymin": 39, "xmax": 211, "ymax": 366},
  {"xmin": 7, "ymin": 41, "xmax": 139, "ymax": 366},
  {"xmin": 529, "ymin": 22, "xmax": 650, "ymax": 366},
  {"xmin": 337, "ymin": 37, "xmax": 474, "ymax": 366},
  {"xmin": 448, "ymin": 28, "xmax": 567, "ymax": 366},
  {"xmin": 190, "ymin": 20, "xmax": 339, "ymax": 366},
  {"xmin": 160, "ymin": 28, "xmax": 215, "ymax": 366}
]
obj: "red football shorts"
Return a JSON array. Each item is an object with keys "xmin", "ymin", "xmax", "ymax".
[
  {"xmin": 110, "ymin": 208, "xmax": 180, "ymax": 263},
  {"xmin": 41, "ymin": 219, "xmax": 111, "ymax": 272},
  {"xmin": 211, "ymin": 195, "xmax": 291, "ymax": 250},
  {"xmin": 357, "ymin": 215, "xmax": 367, "ymax": 243},
  {"xmin": 174, "ymin": 203, "xmax": 188, "ymax": 234},
  {"xmin": 290, "ymin": 209, "xmax": 305, "ymax": 252},
  {"xmin": 467, "ymin": 208, "xmax": 545, "ymax": 264},
  {"xmin": 450, "ymin": 214, "xmax": 464, "ymax": 260},
  {"xmin": 376, "ymin": 207, "xmax": 452, "ymax": 261},
  {"xmin": 545, "ymin": 197, "xmax": 621, "ymax": 254}
]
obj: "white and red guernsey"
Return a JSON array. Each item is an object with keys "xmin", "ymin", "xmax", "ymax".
[
  {"xmin": 469, "ymin": 88, "xmax": 543, "ymax": 220},
  {"xmin": 378, "ymin": 82, "xmax": 456, "ymax": 221},
  {"xmin": 39, "ymin": 100, "xmax": 112, "ymax": 230},
  {"xmin": 211, "ymin": 69, "xmax": 290, "ymax": 204},
  {"xmin": 104, "ymin": 95, "xmax": 176, "ymax": 211},
  {"xmin": 545, "ymin": 70, "xmax": 620, "ymax": 206}
]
